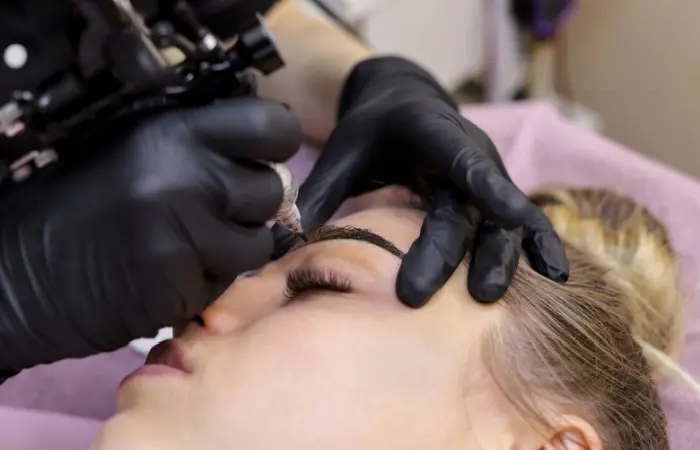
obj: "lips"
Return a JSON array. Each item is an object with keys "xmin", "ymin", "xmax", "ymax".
[
  {"xmin": 144, "ymin": 339, "xmax": 192, "ymax": 374},
  {"xmin": 119, "ymin": 339, "xmax": 192, "ymax": 388}
]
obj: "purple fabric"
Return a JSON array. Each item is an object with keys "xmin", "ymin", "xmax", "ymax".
[
  {"xmin": 0, "ymin": 102, "xmax": 698, "ymax": 448},
  {"xmin": 0, "ymin": 407, "xmax": 102, "ymax": 450}
]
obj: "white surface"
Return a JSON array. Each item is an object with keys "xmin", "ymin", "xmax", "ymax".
[
  {"xmin": 553, "ymin": 98, "xmax": 605, "ymax": 133},
  {"xmin": 362, "ymin": 0, "xmax": 483, "ymax": 90},
  {"xmin": 317, "ymin": 0, "xmax": 389, "ymax": 22},
  {"xmin": 309, "ymin": 0, "xmax": 485, "ymax": 90},
  {"xmin": 483, "ymin": 0, "xmax": 527, "ymax": 101},
  {"xmin": 3, "ymin": 44, "xmax": 27, "ymax": 69},
  {"xmin": 567, "ymin": 102, "xmax": 604, "ymax": 133},
  {"xmin": 129, "ymin": 327, "xmax": 173, "ymax": 356}
]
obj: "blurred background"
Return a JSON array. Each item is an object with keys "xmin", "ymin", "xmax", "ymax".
[{"xmin": 301, "ymin": 0, "xmax": 700, "ymax": 178}]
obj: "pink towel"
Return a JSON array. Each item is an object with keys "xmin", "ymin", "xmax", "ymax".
[
  {"xmin": 0, "ymin": 406, "xmax": 102, "ymax": 449},
  {"xmin": 1, "ymin": 101, "xmax": 698, "ymax": 449}
]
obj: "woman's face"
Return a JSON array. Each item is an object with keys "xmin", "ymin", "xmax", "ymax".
[{"xmin": 93, "ymin": 207, "xmax": 511, "ymax": 450}]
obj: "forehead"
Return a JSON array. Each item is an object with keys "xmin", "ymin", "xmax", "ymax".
[
  {"xmin": 328, "ymin": 208, "xmax": 501, "ymax": 371},
  {"xmin": 329, "ymin": 207, "xmax": 425, "ymax": 254}
]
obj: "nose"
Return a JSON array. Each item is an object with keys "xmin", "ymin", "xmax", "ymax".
[
  {"xmin": 189, "ymin": 274, "xmax": 283, "ymax": 336},
  {"xmin": 199, "ymin": 302, "xmax": 244, "ymax": 334},
  {"xmin": 173, "ymin": 301, "xmax": 243, "ymax": 339}
]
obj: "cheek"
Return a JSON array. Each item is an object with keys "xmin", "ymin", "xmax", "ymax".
[
  {"xmin": 96, "ymin": 410, "xmax": 199, "ymax": 450},
  {"xmin": 193, "ymin": 307, "xmax": 465, "ymax": 446}
]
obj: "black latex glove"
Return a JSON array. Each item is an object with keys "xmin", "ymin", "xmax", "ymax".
[
  {"xmin": 0, "ymin": 97, "xmax": 301, "ymax": 380},
  {"xmin": 296, "ymin": 56, "xmax": 568, "ymax": 307}
]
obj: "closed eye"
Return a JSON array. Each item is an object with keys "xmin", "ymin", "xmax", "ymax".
[{"xmin": 283, "ymin": 268, "xmax": 352, "ymax": 302}]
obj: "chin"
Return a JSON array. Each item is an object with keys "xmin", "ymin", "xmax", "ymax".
[{"xmin": 93, "ymin": 413, "xmax": 168, "ymax": 450}]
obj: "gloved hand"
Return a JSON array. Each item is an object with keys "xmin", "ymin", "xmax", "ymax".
[
  {"xmin": 0, "ymin": 97, "xmax": 301, "ymax": 380},
  {"xmin": 296, "ymin": 56, "xmax": 568, "ymax": 307}
]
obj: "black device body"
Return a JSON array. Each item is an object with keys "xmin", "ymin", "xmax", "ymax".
[{"xmin": 0, "ymin": 0, "xmax": 283, "ymax": 185}]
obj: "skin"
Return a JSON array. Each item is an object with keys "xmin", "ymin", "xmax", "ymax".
[
  {"xmin": 91, "ymin": 205, "xmax": 600, "ymax": 450},
  {"xmin": 88, "ymin": 4, "xmax": 599, "ymax": 447},
  {"xmin": 254, "ymin": 0, "xmax": 372, "ymax": 142}
]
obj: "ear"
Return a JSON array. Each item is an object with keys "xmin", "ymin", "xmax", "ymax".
[
  {"xmin": 512, "ymin": 415, "xmax": 603, "ymax": 450},
  {"xmin": 541, "ymin": 416, "xmax": 603, "ymax": 450}
]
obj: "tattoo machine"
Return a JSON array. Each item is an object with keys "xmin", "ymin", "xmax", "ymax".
[{"xmin": 0, "ymin": 0, "xmax": 303, "ymax": 235}]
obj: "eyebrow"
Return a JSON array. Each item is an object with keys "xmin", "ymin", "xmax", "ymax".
[{"xmin": 295, "ymin": 225, "xmax": 405, "ymax": 258}]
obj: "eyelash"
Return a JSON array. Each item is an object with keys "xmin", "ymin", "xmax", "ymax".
[{"xmin": 283, "ymin": 268, "xmax": 352, "ymax": 301}]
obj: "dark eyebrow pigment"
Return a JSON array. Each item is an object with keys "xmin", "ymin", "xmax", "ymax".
[
  {"xmin": 271, "ymin": 224, "xmax": 405, "ymax": 259},
  {"xmin": 309, "ymin": 225, "xmax": 405, "ymax": 258}
]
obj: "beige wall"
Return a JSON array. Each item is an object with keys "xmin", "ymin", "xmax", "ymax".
[{"xmin": 566, "ymin": 0, "xmax": 700, "ymax": 178}]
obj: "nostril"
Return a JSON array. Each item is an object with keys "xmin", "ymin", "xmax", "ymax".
[{"xmin": 174, "ymin": 315, "xmax": 206, "ymax": 338}]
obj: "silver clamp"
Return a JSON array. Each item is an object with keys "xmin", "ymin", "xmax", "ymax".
[
  {"xmin": 0, "ymin": 102, "xmax": 24, "ymax": 137},
  {"xmin": 264, "ymin": 162, "xmax": 304, "ymax": 234},
  {"xmin": 9, "ymin": 150, "xmax": 59, "ymax": 183},
  {"xmin": 0, "ymin": 101, "xmax": 59, "ymax": 183}
]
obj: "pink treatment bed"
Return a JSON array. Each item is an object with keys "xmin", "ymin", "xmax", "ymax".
[{"xmin": 0, "ymin": 102, "xmax": 698, "ymax": 449}]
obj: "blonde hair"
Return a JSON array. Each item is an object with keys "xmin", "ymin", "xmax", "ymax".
[{"xmin": 483, "ymin": 187, "xmax": 699, "ymax": 449}]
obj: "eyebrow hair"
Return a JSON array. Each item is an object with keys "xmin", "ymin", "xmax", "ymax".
[{"xmin": 298, "ymin": 225, "xmax": 405, "ymax": 258}]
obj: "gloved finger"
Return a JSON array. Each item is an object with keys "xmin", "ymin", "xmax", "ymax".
[
  {"xmin": 396, "ymin": 187, "xmax": 481, "ymax": 308},
  {"xmin": 270, "ymin": 223, "xmax": 304, "ymax": 260},
  {"xmin": 213, "ymin": 161, "xmax": 285, "ymax": 226},
  {"xmin": 522, "ymin": 208, "xmax": 569, "ymax": 282},
  {"xmin": 401, "ymin": 112, "xmax": 532, "ymax": 229},
  {"xmin": 184, "ymin": 205, "xmax": 275, "ymax": 302},
  {"xmin": 182, "ymin": 97, "xmax": 303, "ymax": 163},
  {"xmin": 467, "ymin": 224, "xmax": 522, "ymax": 302},
  {"xmin": 297, "ymin": 123, "xmax": 374, "ymax": 231}
]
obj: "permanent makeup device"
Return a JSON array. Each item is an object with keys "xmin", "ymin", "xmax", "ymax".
[
  {"xmin": 0, "ymin": 0, "xmax": 286, "ymax": 187},
  {"xmin": 0, "ymin": 0, "xmax": 308, "ymax": 241}
]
